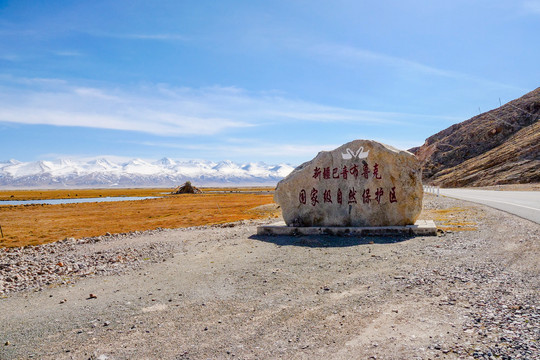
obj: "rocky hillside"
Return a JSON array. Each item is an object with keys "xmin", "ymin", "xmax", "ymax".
[{"xmin": 411, "ymin": 87, "xmax": 540, "ymax": 187}]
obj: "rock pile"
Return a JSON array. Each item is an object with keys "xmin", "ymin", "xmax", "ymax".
[{"xmin": 171, "ymin": 181, "xmax": 202, "ymax": 194}]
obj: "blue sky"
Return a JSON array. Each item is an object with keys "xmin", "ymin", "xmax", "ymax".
[{"xmin": 0, "ymin": 0, "xmax": 538, "ymax": 165}]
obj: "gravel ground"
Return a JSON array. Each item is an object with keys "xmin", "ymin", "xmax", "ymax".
[
  {"xmin": 0, "ymin": 231, "xmax": 175, "ymax": 295},
  {"xmin": 0, "ymin": 195, "xmax": 539, "ymax": 359}
]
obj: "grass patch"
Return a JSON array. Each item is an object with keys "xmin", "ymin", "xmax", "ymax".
[
  {"xmin": 0, "ymin": 187, "xmax": 275, "ymax": 201},
  {"xmin": 0, "ymin": 191, "xmax": 279, "ymax": 248},
  {"xmin": 0, "ymin": 188, "xmax": 171, "ymax": 201},
  {"xmin": 420, "ymin": 206, "xmax": 480, "ymax": 232}
]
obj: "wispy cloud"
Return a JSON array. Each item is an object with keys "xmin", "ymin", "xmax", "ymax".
[
  {"xmin": 138, "ymin": 140, "xmax": 339, "ymax": 161},
  {"xmin": 89, "ymin": 32, "xmax": 189, "ymax": 41},
  {"xmin": 311, "ymin": 43, "xmax": 524, "ymax": 91},
  {"xmin": 0, "ymin": 75, "xmax": 67, "ymax": 86},
  {"xmin": 0, "ymin": 54, "xmax": 20, "ymax": 61},
  {"xmin": 53, "ymin": 50, "xmax": 83, "ymax": 57},
  {"xmin": 37, "ymin": 153, "xmax": 137, "ymax": 164},
  {"xmin": 0, "ymin": 81, "xmax": 248, "ymax": 136},
  {"xmin": 0, "ymin": 76, "xmax": 461, "ymax": 138},
  {"xmin": 0, "ymin": 78, "xmax": 403, "ymax": 136},
  {"xmin": 313, "ymin": 43, "xmax": 460, "ymax": 78},
  {"xmin": 0, "ymin": 29, "xmax": 38, "ymax": 37},
  {"xmin": 139, "ymin": 137, "xmax": 424, "ymax": 159},
  {"xmin": 523, "ymin": 0, "xmax": 540, "ymax": 14}
]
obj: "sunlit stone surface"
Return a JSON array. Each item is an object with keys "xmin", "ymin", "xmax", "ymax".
[{"xmin": 275, "ymin": 140, "xmax": 423, "ymax": 227}]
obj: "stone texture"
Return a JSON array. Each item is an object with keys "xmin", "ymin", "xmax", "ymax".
[{"xmin": 274, "ymin": 140, "xmax": 423, "ymax": 227}]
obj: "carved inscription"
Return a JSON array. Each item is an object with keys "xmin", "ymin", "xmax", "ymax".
[
  {"xmin": 274, "ymin": 139, "xmax": 423, "ymax": 227},
  {"xmin": 300, "ymin": 162, "xmax": 398, "ymax": 207}
]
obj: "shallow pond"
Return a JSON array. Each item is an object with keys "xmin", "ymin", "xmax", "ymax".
[{"xmin": 0, "ymin": 196, "xmax": 160, "ymax": 206}]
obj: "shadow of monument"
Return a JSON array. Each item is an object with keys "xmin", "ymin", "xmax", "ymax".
[{"xmin": 249, "ymin": 234, "xmax": 416, "ymax": 248}]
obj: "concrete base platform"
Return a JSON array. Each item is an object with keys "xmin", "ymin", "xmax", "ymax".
[{"xmin": 257, "ymin": 220, "xmax": 437, "ymax": 236}]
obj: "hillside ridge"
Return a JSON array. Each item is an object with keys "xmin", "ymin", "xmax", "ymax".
[{"xmin": 411, "ymin": 87, "xmax": 540, "ymax": 187}]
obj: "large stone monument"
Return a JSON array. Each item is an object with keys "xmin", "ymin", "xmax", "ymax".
[{"xmin": 274, "ymin": 140, "xmax": 423, "ymax": 227}]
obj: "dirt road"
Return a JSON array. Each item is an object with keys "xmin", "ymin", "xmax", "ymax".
[{"xmin": 1, "ymin": 195, "xmax": 539, "ymax": 359}]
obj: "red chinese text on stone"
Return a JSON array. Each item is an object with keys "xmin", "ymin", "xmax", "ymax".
[
  {"xmin": 389, "ymin": 187, "xmax": 397, "ymax": 203},
  {"xmin": 311, "ymin": 188, "xmax": 319, "ymax": 206},
  {"xmin": 299, "ymin": 189, "xmax": 307, "ymax": 204},
  {"xmin": 323, "ymin": 189, "xmax": 332, "ymax": 203}
]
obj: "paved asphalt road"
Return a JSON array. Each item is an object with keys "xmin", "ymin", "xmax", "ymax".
[{"xmin": 436, "ymin": 188, "xmax": 540, "ymax": 225}]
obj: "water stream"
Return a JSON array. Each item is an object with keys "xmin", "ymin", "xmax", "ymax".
[{"xmin": 0, "ymin": 196, "xmax": 160, "ymax": 206}]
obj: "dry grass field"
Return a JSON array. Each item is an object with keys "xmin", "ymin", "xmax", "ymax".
[
  {"xmin": 0, "ymin": 189, "xmax": 476, "ymax": 249},
  {"xmin": 0, "ymin": 187, "xmax": 275, "ymax": 201},
  {"xmin": 0, "ymin": 188, "xmax": 279, "ymax": 248}
]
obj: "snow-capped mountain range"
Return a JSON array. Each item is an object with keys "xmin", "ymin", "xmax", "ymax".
[{"xmin": 0, "ymin": 158, "xmax": 295, "ymax": 188}]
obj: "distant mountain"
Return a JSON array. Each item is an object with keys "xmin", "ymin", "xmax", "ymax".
[
  {"xmin": 410, "ymin": 87, "xmax": 540, "ymax": 187},
  {"xmin": 0, "ymin": 158, "xmax": 295, "ymax": 188}
]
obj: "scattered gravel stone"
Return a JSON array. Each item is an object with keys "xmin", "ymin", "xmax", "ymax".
[
  {"xmin": 0, "ymin": 229, "xmax": 176, "ymax": 295},
  {"xmin": 1, "ymin": 200, "xmax": 538, "ymax": 359},
  {"xmin": 0, "ymin": 220, "xmax": 268, "ymax": 296}
]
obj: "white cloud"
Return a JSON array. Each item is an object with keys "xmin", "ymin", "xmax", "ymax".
[
  {"xmin": 0, "ymin": 54, "xmax": 20, "ymax": 61},
  {"xmin": 523, "ymin": 1, "xmax": 540, "ymax": 14},
  {"xmin": 73, "ymin": 87, "xmax": 123, "ymax": 101},
  {"xmin": 313, "ymin": 43, "xmax": 460, "ymax": 78},
  {"xmin": 0, "ymin": 75, "xmax": 67, "ymax": 86},
  {"xmin": 38, "ymin": 153, "xmax": 137, "ymax": 163},
  {"xmin": 137, "ymin": 137, "xmax": 424, "ymax": 161},
  {"xmin": 53, "ymin": 50, "xmax": 83, "ymax": 57},
  {"xmin": 89, "ymin": 32, "xmax": 189, "ymax": 41},
  {"xmin": 312, "ymin": 43, "xmax": 524, "ymax": 91},
  {"xmin": 139, "ymin": 140, "xmax": 339, "ymax": 158},
  {"xmin": 0, "ymin": 81, "xmax": 251, "ymax": 136},
  {"xmin": 0, "ymin": 77, "xmax": 450, "ymax": 137},
  {"xmin": 136, "ymin": 141, "xmax": 343, "ymax": 165}
]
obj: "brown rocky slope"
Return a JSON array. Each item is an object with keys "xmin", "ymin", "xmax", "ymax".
[{"xmin": 410, "ymin": 87, "xmax": 540, "ymax": 187}]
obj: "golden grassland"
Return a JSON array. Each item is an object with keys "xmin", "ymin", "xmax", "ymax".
[
  {"xmin": 0, "ymin": 189, "xmax": 279, "ymax": 248},
  {"xmin": 0, "ymin": 188, "xmax": 166, "ymax": 201},
  {"xmin": 419, "ymin": 206, "xmax": 480, "ymax": 232},
  {"xmin": 0, "ymin": 187, "xmax": 275, "ymax": 201},
  {"xmin": 0, "ymin": 188, "xmax": 479, "ymax": 248}
]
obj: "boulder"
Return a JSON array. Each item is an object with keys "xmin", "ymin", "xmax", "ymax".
[
  {"xmin": 274, "ymin": 140, "xmax": 423, "ymax": 227},
  {"xmin": 172, "ymin": 181, "xmax": 202, "ymax": 194}
]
